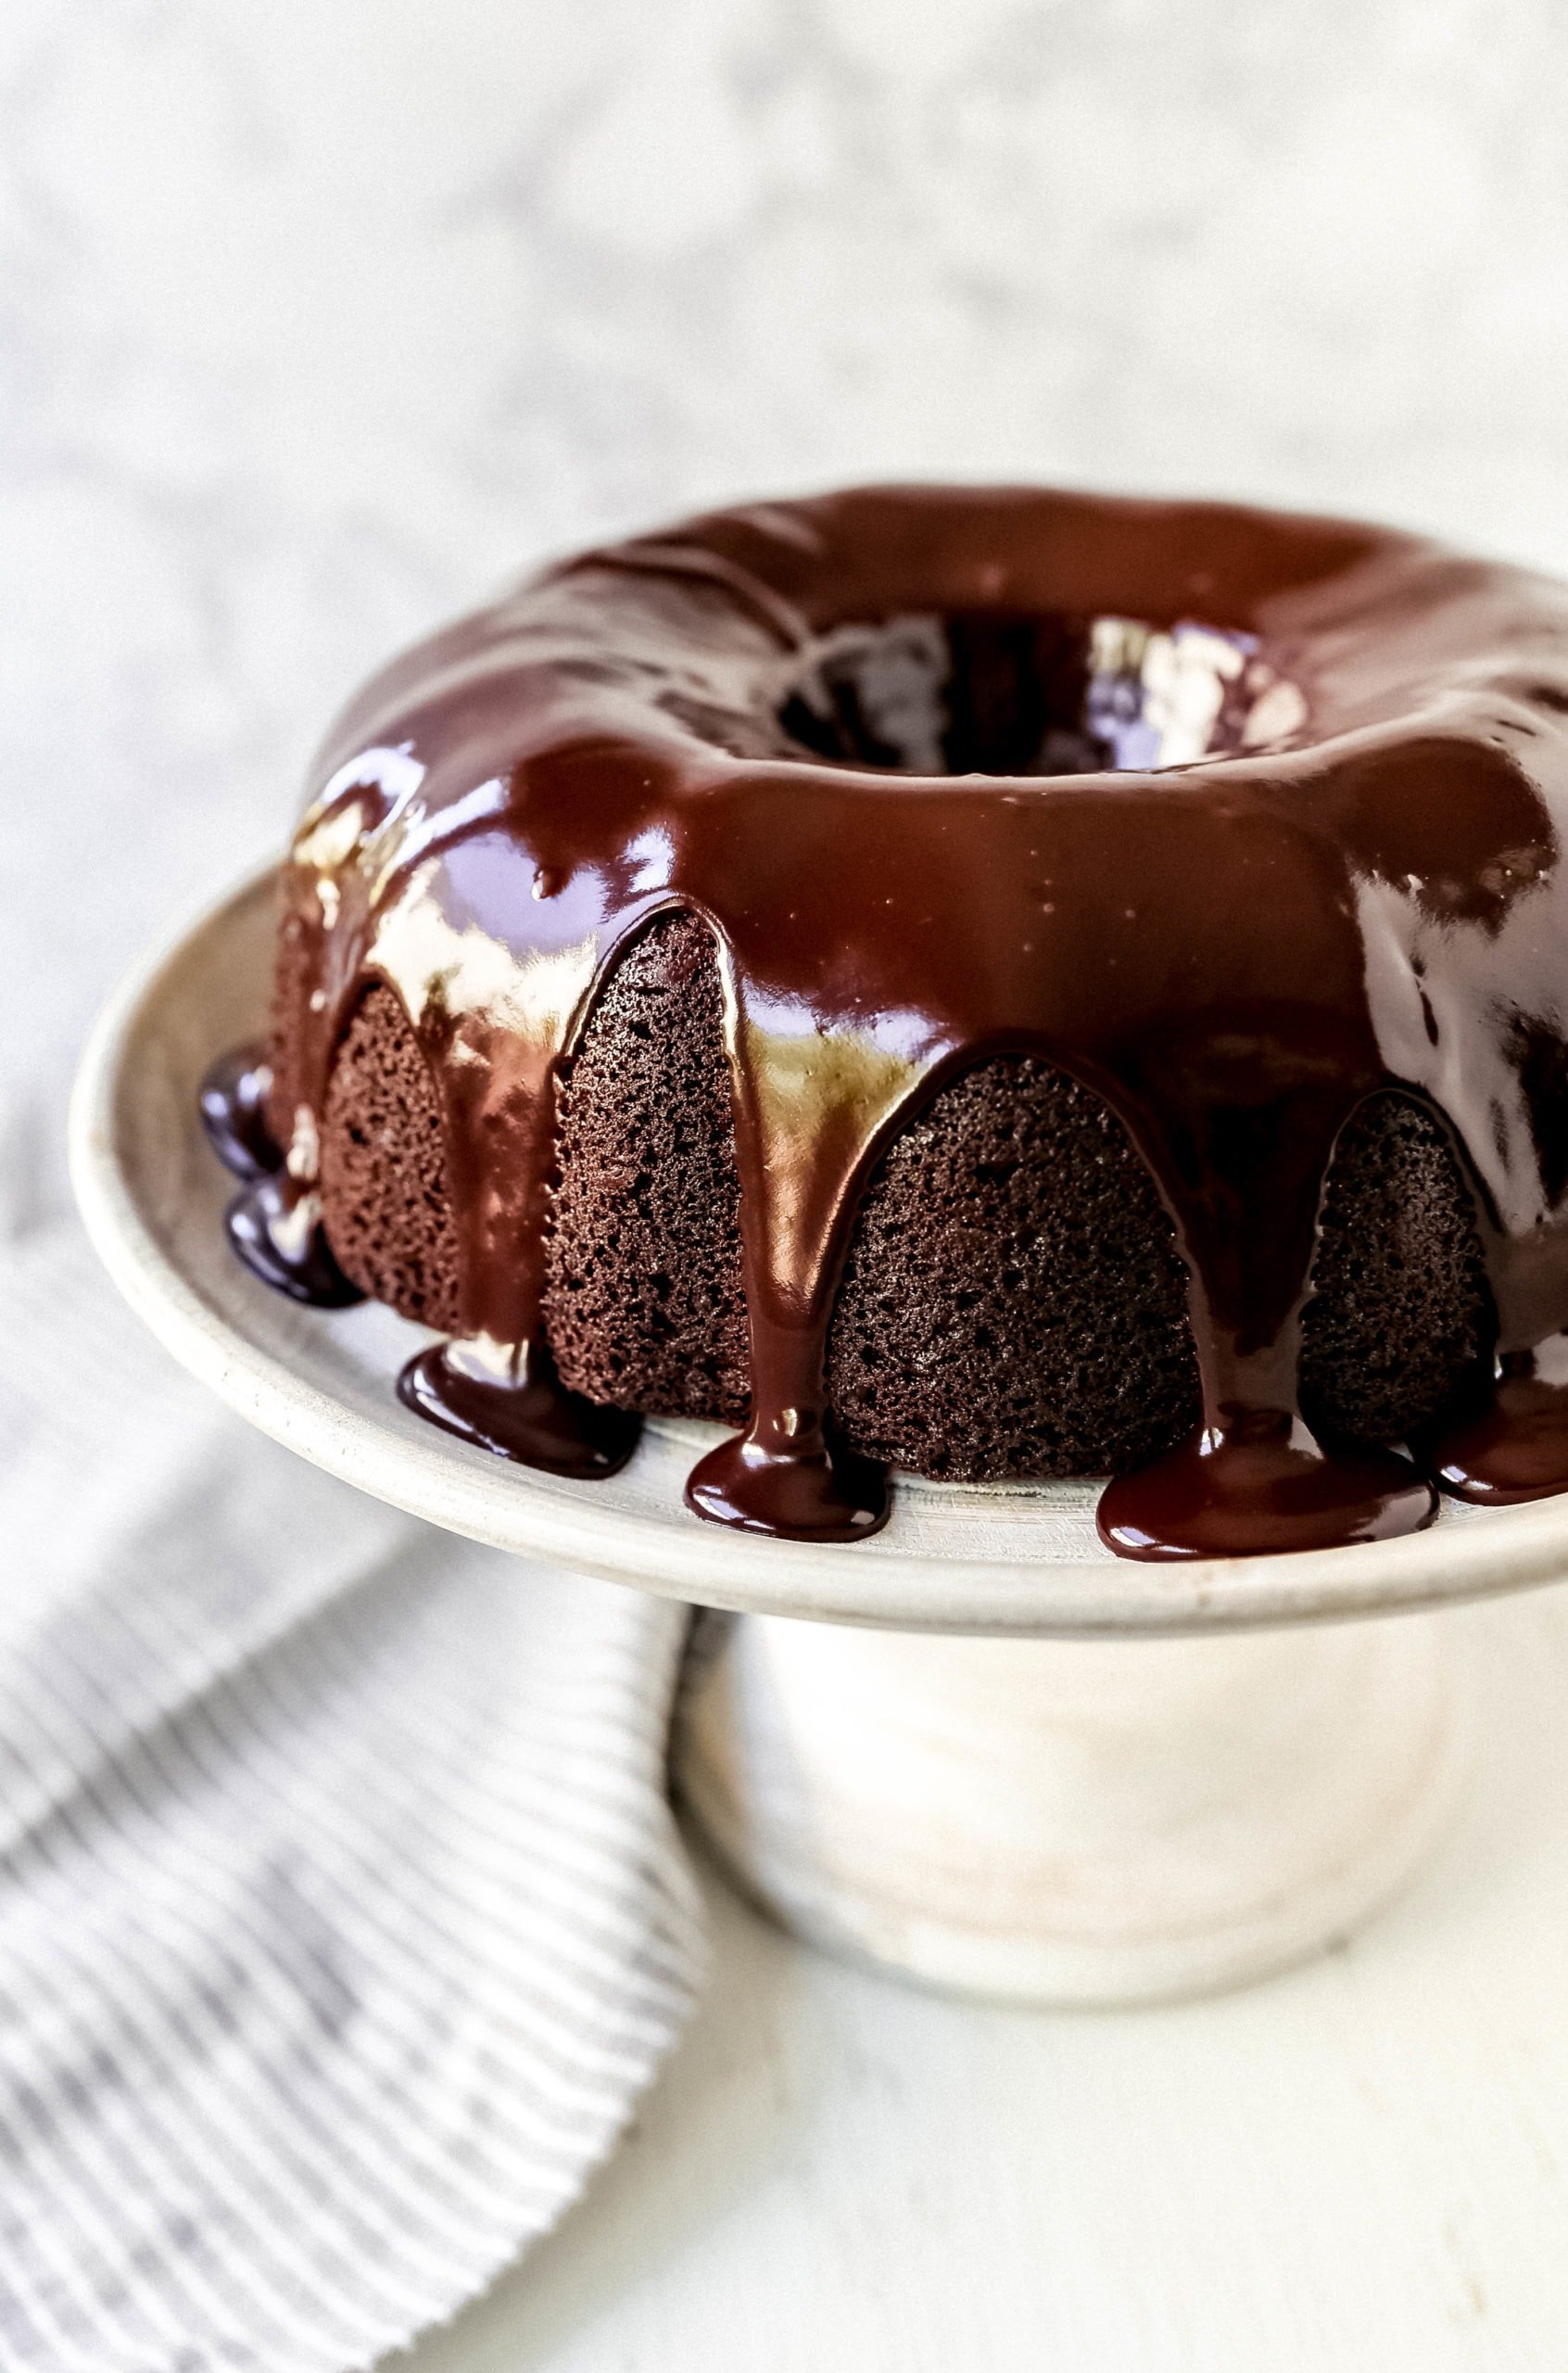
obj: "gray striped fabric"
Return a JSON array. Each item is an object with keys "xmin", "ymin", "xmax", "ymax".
[{"xmin": 0, "ymin": 1221, "xmax": 706, "ymax": 2373}]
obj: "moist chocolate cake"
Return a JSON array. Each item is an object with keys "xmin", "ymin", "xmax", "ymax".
[{"xmin": 204, "ymin": 485, "xmax": 1568, "ymax": 1560}]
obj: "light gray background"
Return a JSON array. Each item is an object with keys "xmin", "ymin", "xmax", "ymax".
[{"xmin": 9, "ymin": 7, "xmax": 1568, "ymax": 2367}]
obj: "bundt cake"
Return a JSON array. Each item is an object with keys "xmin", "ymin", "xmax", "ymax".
[{"xmin": 201, "ymin": 484, "xmax": 1568, "ymax": 1559}]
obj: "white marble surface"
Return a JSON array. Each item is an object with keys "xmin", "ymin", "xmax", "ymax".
[{"xmin": 11, "ymin": 2, "xmax": 1568, "ymax": 2364}]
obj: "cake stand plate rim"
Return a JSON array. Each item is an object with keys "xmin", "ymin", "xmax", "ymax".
[{"xmin": 68, "ymin": 862, "xmax": 1568, "ymax": 1638}]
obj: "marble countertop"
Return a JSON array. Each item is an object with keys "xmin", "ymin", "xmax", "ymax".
[{"xmin": 8, "ymin": 2, "xmax": 1568, "ymax": 2362}]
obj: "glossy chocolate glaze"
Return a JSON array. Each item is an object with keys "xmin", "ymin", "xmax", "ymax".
[
  {"xmin": 200, "ymin": 1045, "xmax": 365, "ymax": 1309},
  {"xmin": 1424, "ymin": 1343, "xmax": 1568, "ymax": 1506},
  {"xmin": 198, "ymin": 1043, "xmax": 279, "ymax": 1180},
  {"xmin": 397, "ymin": 1340, "xmax": 640, "ymax": 1479},
  {"xmin": 224, "ymin": 1174, "xmax": 366, "ymax": 1309},
  {"xmin": 232, "ymin": 485, "xmax": 1568, "ymax": 1556}
]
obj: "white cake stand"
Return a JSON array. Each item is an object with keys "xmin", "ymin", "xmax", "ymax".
[{"xmin": 69, "ymin": 869, "xmax": 1568, "ymax": 2006}]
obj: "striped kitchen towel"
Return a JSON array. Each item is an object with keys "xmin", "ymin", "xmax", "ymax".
[{"xmin": 0, "ymin": 1216, "xmax": 706, "ymax": 2373}]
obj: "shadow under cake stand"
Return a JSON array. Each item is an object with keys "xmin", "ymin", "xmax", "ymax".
[{"xmin": 69, "ymin": 869, "xmax": 1568, "ymax": 2007}]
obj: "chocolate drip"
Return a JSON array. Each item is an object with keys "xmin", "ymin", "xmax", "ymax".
[
  {"xmin": 1426, "ymin": 1342, "xmax": 1568, "ymax": 1504},
  {"xmin": 224, "ymin": 1175, "xmax": 365, "ymax": 1310},
  {"xmin": 398, "ymin": 1341, "xmax": 640, "ymax": 1479},
  {"xmin": 1097, "ymin": 1414, "xmax": 1435, "ymax": 1560},
  {"xmin": 202, "ymin": 1038, "xmax": 364, "ymax": 1306},
  {"xmin": 686, "ymin": 1420, "xmax": 888, "ymax": 1541},
  {"xmin": 199, "ymin": 1043, "xmax": 281, "ymax": 1180},
  {"xmin": 240, "ymin": 485, "xmax": 1568, "ymax": 1555}
]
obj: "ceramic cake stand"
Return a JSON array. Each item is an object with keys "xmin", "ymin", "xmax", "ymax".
[{"xmin": 69, "ymin": 869, "xmax": 1568, "ymax": 2006}]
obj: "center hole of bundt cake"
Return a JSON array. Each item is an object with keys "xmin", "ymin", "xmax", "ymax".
[{"xmin": 776, "ymin": 611, "xmax": 1306, "ymax": 777}]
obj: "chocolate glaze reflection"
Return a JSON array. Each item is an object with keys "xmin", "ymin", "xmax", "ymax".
[{"xmin": 239, "ymin": 485, "xmax": 1568, "ymax": 1555}]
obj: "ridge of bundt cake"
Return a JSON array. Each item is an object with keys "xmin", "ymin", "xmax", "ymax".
[{"xmin": 310, "ymin": 910, "xmax": 1494, "ymax": 1481}]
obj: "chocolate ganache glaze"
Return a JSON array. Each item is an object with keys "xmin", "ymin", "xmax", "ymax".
[{"xmin": 204, "ymin": 484, "xmax": 1568, "ymax": 1557}]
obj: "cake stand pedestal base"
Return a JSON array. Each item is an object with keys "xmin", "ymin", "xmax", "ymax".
[{"xmin": 675, "ymin": 1608, "xmax": 1468, "ymax": 2006}]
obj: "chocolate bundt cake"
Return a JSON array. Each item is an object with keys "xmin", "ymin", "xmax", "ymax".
[{"xmin": 204, "ymin": 485, "xmax": 1568, "ymax": 1560}]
